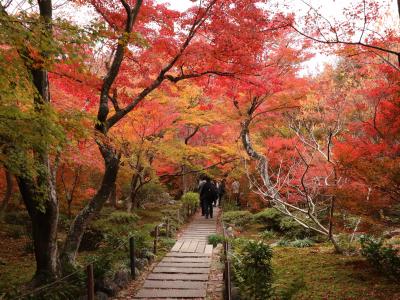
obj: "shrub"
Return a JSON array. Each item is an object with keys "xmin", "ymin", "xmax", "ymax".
[
  {"xmin": 221, "ymin": 198, "xmax": 238, "ymax": 212},
  {"xmin": 222, "ymin": 210, "xmax": 253, "ymax": 228},
  {"xmin": 79, "ymin": 227, "xmax": 104, "ymax": 251},
  {"xmin": 232, "ymin": 239, "xmax": 273, "ymax": 299},
  {"xmin": 181, "ymin": 192, "xmax": 200, "ymax": 207},
  {"xmin": 208, "ymin": 234, "xmax": 224, "ymax": 247},
  {"xmin": 279, "ymin": 217, "xmax": 312, "ymax": 239},
  {"xmin": 107, "ymin": 211, "xmax": 140, "ymax": 225},
  {"xmin": 131, "ymin": 229, "xmax": 153, "ymax": 257},
  {"xmin": 360, "ymin": 235, "xmax": 400, "ymax": 281},
  {"xmin": 86, "ymin": 254, "xmax": 113, "ymax": 279},
  {"xmin": 103, "ymin": 232, "xmax": 131, "ymax": 251},
  {"xmin": 290, "ymin": 238, "xmax": 314, "ymax": 248},
  {"xmin": 259, "ymin": 229, "xmax": 277, "ymax": 241},
  {"xmin": 277, "ymin": 239, "xmax": 291, "ymax": 247},
  {"xmin": 160, "ymin": 237, "xmax": 176, "ymax": 251},
  {"xmin": 137, "ymin": 182, "xmax": 171, "ymax": 206},
  {"xmin": 253, "ymin": 208, "xmax": 283, "ymax": 231},
  {"xmin": 33, "ymin": 280, "xmax": 84, "ymax": 300}
]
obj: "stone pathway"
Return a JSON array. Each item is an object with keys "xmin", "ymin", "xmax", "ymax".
[{"xmin": 133, "ymin": 208, "xmax": 219, "ymax": 299}]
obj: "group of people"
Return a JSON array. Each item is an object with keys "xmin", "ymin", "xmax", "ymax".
[{"xmin": 198, "ymin": 176, "xmax": 225, "ymax": 219}]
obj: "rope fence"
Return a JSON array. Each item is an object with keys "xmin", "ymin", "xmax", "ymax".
[{"xmin": 2, "ymin": 201, "xmax": 200, "ymax": 300}]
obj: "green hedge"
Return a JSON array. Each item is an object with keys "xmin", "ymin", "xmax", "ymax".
[{"xmin": 222, "ymin": 210, "xmax": 253, "ymax": 228}]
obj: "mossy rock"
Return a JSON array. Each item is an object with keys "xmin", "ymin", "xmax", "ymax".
[{"xmin": 79, "ymin": 227, "xmax": 104, "ymax": 251}]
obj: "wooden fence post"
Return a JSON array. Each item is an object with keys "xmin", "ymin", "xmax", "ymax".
[
  {"xmin": 130, "ymin": 237, "xmax": 136, "ymax": 279},
  {"xmin": 86, "ymin": 263, "xmax": 94, "ymax": 300},
  {"xmin": 153, "ymin": 225, "xmax": 159, "ymax": 255}
]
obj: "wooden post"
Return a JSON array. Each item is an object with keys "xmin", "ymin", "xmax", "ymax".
[
  {"xmin": 153, "ymin": 225, "xmax": 159, "ymax": 255},
  {"xmin": 130, "ymin": 237, "xmax": 136, "ymax": 279},
  {"xmin": 87, "ymin": 263, "xmax": 94, "ymax": 300},
  {"xmin": 224, "ymin": 240, "xmax": 232, "ymax": 300}
]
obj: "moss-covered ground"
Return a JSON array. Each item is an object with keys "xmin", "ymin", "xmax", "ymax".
[
  {"xmin": 0, "ymin": 202, "xmax": 186, "ymax": 296},
  {"xmin": 234, "ymin": 221, "xmax": 400, "ymax": 300}
]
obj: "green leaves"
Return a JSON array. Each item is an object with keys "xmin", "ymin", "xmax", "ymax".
[
  {"xmin": 232, "ymin": 239, "xmax": 274, "ymax": 299},
  {"xmin": 360, "ymin": 235, "xmax": 400, "ymax": 281}
]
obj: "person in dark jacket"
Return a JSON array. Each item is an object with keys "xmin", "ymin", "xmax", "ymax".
[
  {"xmin": 200, "ymin": 177, "xmax": 218, "ymax": 219},
  {"xmin": 198, "ymin": 176, "xmax": 207, "ymax": 216}
]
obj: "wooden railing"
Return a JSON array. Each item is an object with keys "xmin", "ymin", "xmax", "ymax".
[{"xmin": 222, "ymin": 222, "xmax": 232, "ymax": 300}]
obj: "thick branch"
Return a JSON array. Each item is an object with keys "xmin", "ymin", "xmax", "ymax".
[
  {"xmin": 105, "ymin": 0, "xmax": 218, "ymax": 129},
  {"xmin": 184, "ymin": 125, "xmax": 200, "ymax": 145},
  {"xmin": 159, "ymin": 158, "xmax": 238, "ymax": 178},
  {"xmin": 96, "ymin": 0, "xmax": 143, "ymax": 132}
]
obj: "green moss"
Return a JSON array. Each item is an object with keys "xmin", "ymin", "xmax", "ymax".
[
  {"xmin": 253, "ymin": 208, "xmax": 283, "ymax": 230},
  {"xmin": 273, "ymin": 247, "xmax": 399, "ymax": 299},
  {"xmin": 222, "ymin": 210, "xmax": 253, "ymax": 228}
]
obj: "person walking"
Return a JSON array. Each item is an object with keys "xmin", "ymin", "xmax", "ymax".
[
  {"xmin": 231, "ymin": 179, "xmax": 240, "ymax": 207},
  {"xmin": 200, "ymin": 176, "xmax": 218, "ymax": 219},
  {"xmin": 198, "ymin": 176, "xmax": 207, "ymax": 216},
  {"xmin": 212, "ymin": 180, "xmax": 218, "ymax": 207}
]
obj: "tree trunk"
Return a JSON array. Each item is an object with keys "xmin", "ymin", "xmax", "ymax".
[
  {"xmin": 61, "ymin": 0, "xmax": 139, "ymax": 271},
  {"xmin": 127, "ymin": 170, "xmax": 141, "ymax": 212},
  {"xmin": 67, "ymin": 195, "xmax": 72, "ymax": 219},
  {"xmin": 329, "ymin": 235, "xmax": 343, "ymax": 254},
  {"xmin": 397, "ymin": 0, "xmax": 400, "ymax": 21},
  {"xmin": 109, "ymin": 183, "xmax": 117, "ymax": 208},
  {"xmin": 182, "ymin": 165, "xmax": 188, "ymax": 194},
  {"xmin": 0, "ymin": 170, "xmax": 13, "ymax": 217},
  {"xmin": 328, "ymin": 195, "xmax": 343, "ymax": 253},
  {"xmin": 12, "ymin": 0, "xmax": 60, "ymax": 284},
  {"xmin": 17, "ymin": 159, "xmax": 60, "ymax": 284},
  {"xmin": 61, "ymin": 142, "xmax": 120, "ymax": 269}
]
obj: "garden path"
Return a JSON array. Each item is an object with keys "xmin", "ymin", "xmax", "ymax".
[{"xmin": 133, "ymin": 208, "xmax": 219, "ymax": 299}]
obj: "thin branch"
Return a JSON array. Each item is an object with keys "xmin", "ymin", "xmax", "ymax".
[{"xmin": 159, "ymin": 158, "xmax": 238, "ymax": 178}]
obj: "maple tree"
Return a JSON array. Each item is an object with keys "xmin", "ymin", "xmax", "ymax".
[
  {"xmin": 1, "ymin": 0, "xmax": 288, "ymax": 281},
  {"xmin": 332, "ymin": 55, "xmax": 400, "ymax": 212},
  {"xmin": 0, "ymin": 0, "xmax": 399, "ymax": 289},
  {"xmin": 0, "ymin": 0, "xmax": 91, "ymax": 283},
  {"xmin": 61, "ymin": 0, "xmax": 280, "ymax": 269},
  {"xmin": 289, "ymin": 0, "xmax": 400, "ymax": 71}
]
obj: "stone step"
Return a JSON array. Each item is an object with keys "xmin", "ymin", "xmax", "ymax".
[
  {"xmin": 204, "ymin": 245, "xmax": 213, "ymax": 255},
  {"xmin": 171, "ymin": 240, "xmax": 184, "ymax": 252},
  {"xmin": 158, "ymin": 262, "xmax": 210, "ymax": 268},
  {"xmin": 166, "ymin": 252, "xmax": 211, "ymax": 257},
  {"xmin": 142, "ymin": 280, "xmax": 207, "ymax": 290},
  {"xmin": 162, "ymin": 257, "xmax": 211, "ymax": 263},
  {"xmin": 153, "ymin": 266, "xmax": 209, "ymax": 274},
  {"xmin": 147, "ymin": 273, "xmax": 209, "ymax": 281},
  {"xmin": 134, "ymin": 288, "xmax": 206, "ymax": 298},
  {"xmin": 133, "ymin": 209, "xmax": 218, "ymax": 299}
]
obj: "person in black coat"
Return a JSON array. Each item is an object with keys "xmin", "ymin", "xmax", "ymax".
[
  {"xmin": 198, "ymin": 176, "xmax": 207, "ymax": 216},
  {"xmin": 200, "ymin": 177, "xmax": 218, "ymax": 219},
  {"xmin": 218, "ymin": 178, "xmax": 226, "ymax": 207}
]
